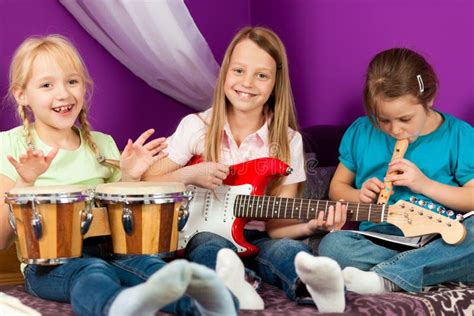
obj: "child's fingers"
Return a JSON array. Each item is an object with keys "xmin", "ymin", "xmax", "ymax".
[
  {"xmin": 19, "ymin": 154, "xmax": 28, "ymax": 163},
  {"xmin": 360, "ymin": 195, "xmax": 372, "ymax": 203},
  {"xmin": 385, "ymin": 174, "xmax": 404, "ymax": 183},
  {"xmin": 326, "ymin": 205, "xmax": 335, "ymax": 227},
  {"xmin": 134, "ymin": 129, "xmax": 155, "ymax": 146},
  {"xmin": 121, "ymin": 139, "xmax": 133, "ymax": 156},
  {"xmin": 316, "ymin": 211, "xmax": 325, "ymax": 227},
  {"xmin": 7, "ymin": 155, "xmax": 20, "ymax": 168},
  {"xmin": 218, "ymin": 164, "xmax": 230, "ymax": 174},
  {"xmin": 147, "ymin": 143, "xmax": 168, "ymax": 155},
  {"xmin": 388, "ymin": 161, "xmax": 412, "ymax": 174},
  {"xmin": 215, "ymin": 170, "xmax": 228, "ymax": 180},
  {"xmin": 143, "ymin": 138, "xmax": 167, "ymax": 151},
  {"xmin": 370, "ymin": 177, "xmax": 385, "ymax": 189},
  {"xmin": 25, "ymin": 146, "xmax": 34, "ymax": 156},
  {"xmin": 341, "ymin": 202, "xmax": 348, "ymax": 224},
  {"xmin": 334, "ymin": 202, "xmax": 344, "ymax": 225},
  {"xmin": 362, "ymin": 189, "xmax": 376, "ymax": 201},
  {"xmin": 366, "ymin": 181, "xmax": 381, "ymax": 193}
]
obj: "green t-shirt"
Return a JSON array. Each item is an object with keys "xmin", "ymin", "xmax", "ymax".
[{"xmin": 0, "ymin": 126, "xmax": 121, "ymax": 185}]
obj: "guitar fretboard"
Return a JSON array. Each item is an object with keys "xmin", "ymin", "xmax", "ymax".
[{"xmin": 234, "ymin": 195, "xmax": 388, "ymax": 223}]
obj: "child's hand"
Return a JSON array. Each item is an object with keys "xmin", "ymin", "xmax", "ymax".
[
  {"xmin": 359, "ymin": 177, "xmax": 385, "ymax": 203},
  {"xmin": 120, "ymin": 129, "xmax": 168, "ymax": 182},
  {"xmin": 306, "ymin": 201, "xmax": 347, "ymax": 233},
  {"xmin": 184, "ymin": 162, "xmax": 229, "ymax": 190},
  {"xmin": 385, "ymin": 158, "xmax": 430, "ymax": 194},
  {"xmin": 7, "ymin": 147, "xmax": 58, "ymax": 186}
]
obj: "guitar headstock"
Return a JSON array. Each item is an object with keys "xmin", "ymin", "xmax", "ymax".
[{"xmin": 387, "ymin": 199, "xmax": 467, "ymax": 245}]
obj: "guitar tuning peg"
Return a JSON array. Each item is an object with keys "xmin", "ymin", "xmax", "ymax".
[
  {"xmin": 456, "ymin": 214, "xmax": 463, "ymax": 221},
  {"xmin": 447, "ymin": 210, "xmax": 455, "ymax": 217},
  {"xmin": 417, "ymin": 200, "xmax": 426, "ymax": 207},
  {"xmin": 427, "ymin": 202, "xmax": 435, "ymax": 210},
  {"xmin": 437, "ymin": 206, "xmax": 446, "ymax": 214},
  {"xmin": 409, "ymin": 196, "xmax": 417, "ymax": 203}
]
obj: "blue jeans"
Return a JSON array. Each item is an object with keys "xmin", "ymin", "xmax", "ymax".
[
  {"xmin": 186, "ymin": 230, "xmax": 312, "ymax": 301},
  {"xmin": 24, "ymin": 242, "xmax": 202, "ymax": 316},
  {"xmin": 318, "ymin": 216, "xmax": 474, "ymax": 292}
]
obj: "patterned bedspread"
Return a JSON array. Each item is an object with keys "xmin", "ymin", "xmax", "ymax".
[{"xmin": 1, "ymin": 282, "xmax": 473, "ymax": 315}]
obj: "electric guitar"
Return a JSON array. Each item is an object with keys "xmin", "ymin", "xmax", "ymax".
[{"xmin": 178, "ymin": 157, "xmax": 467, "ymax": 257}]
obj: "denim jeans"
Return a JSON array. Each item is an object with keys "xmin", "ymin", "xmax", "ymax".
[
  {"xmin": 185, "ymin": 230, "xmax": 312, "ymax": 301},
  {"xmin": 318, "ymin": 216, "xmax": 474, "ymax": 292},
  {"xmin": 24, "ymin": 242, "xmax": 203, "ymax": 316}
]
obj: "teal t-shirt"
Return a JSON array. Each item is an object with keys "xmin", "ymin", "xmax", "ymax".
[
  {"xmin": 0, "ymin": 126, "xmax": 121, "ymax": 186},
  {"xmin": 339, "ymin": 112, "xmax": 474, "ymax": 232}
]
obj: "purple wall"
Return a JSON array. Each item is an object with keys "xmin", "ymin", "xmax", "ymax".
[
  {"xmin": 1, "ymin": 0, "xmax": 472, "ymax": 151},
  {"xmin": 0, "ymin": 0, "xmax": 248, "ymax": 148},
  {"xmin": 185, "ymin": 0, "xmax": 250, "ymax": 64},
  {"xmin": 251, "ymin": 0, "xmax": 474, "ymax": 126}
]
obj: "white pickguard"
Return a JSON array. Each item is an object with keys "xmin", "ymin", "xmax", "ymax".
[{"xmin": 178, "ymin": 184, "xmax": 253, "ymax": 253}]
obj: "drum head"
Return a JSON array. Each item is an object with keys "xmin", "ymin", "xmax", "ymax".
[
  {"xmin": 6, "ymin": 184, "xmax": 92, "ymax": 204},
  {"xmin": 9, "ymin": 184, "xmax": 90, "ymax": 195},
  {"xmin": 94, "ymin": 182, "xmax": 187, "ymax": 204},
  {"xmin": 95, "ymin": 182, "xmax": 185, "ymax": 195}
]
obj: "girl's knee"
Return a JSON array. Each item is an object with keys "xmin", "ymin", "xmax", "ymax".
[
  {"xmin": 188, "ymin": 232, "xmax": 235, "ymax": 250},
  {"xmin": 78, "ymin": 258, "xmax": 114, "ymax": 274},
  {"xmin": 318, "ymin": 231, "xmax": 356, "ymax": 258},
  {"xmin": 264, "ymin": 239, "xmax": 310, "ymax": 258}
]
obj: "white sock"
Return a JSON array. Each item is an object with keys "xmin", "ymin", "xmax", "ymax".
[
  {"xmin": 342, "ymin": 267, "xmax": 385, "ymax": 294},
  {"xmin": 215, "ymin": 248, "xmax": 264, "ymax": 310},
  {"xmin": 186, "ymin": 262, "xmax": 237, "ymax": 316},
  {"xmin": 294, "ymin": 252, "xmax": 345, "ymax": 313},
  {"xmin": 108, "ymin": 259, "xmax": 191, "ymax": 316}
]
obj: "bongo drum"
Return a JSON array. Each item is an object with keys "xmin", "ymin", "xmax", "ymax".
[
  {"xmin": 5, "ymin": 185, "xmax": 94, "ymax": 265},
  {"xmin": 94, "ymin": 182, "xmax": 187, "ymax": 257}
]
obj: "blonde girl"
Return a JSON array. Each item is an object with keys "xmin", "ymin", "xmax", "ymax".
[
  {"xmin": 144, "ymin": 27, "xmax": 347, "ymax": 308},
  {"xmin": 0, "ymin": 34, "xmax": 237, "ymax": 316}
]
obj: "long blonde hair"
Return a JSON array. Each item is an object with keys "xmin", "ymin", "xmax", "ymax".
[
  {"xmin": 205, "ymin": 27, "xmax": 299, "ymax": 192},
  {"xmin": 8, "ymin": 34, "xmax": 102, "ymax": 158}
]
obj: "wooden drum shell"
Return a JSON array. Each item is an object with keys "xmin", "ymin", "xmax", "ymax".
[
  {"xmin": 107, "ymin": 202, "xmax": 181, "ymax": 255},
  {"xmin": 94, "ymin": 182, "xmax": 187, "ymax": 257},
  {"xmin": 11, "ymin": 202, "xmax": 85, "ymax": 263}
]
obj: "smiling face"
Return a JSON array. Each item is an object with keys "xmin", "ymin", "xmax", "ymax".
[
  {"xmin": 375, "ymin": 94, "xmax": 435, "ymax": 142},
  {"xmin": 224, "ymin": 39, "xmax": 277, "ymax": 116},
  {"xmin": 15, "ymin": 53, "xmax": 85, "ymax": 133}
]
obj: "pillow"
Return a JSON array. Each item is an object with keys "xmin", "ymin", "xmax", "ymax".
[{"xmin": 303, "ymin": 152, "xmax": 336, "ymax": 200}]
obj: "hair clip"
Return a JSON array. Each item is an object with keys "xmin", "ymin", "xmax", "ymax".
[{"xmin": 416, "ymin": 74, "xmax": 424, "ymax": 93}]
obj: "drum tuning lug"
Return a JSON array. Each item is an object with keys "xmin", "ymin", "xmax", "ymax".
[
  {"xmin": 31, "ymin": 213, "xmax": 43, "ymax": 240},
  {"xmin": 31, "ymin": 199, "xmax": 43, "ymax": 240},
  {"xmin": 8, "ymin": 205, "xmax": 17, "ymax": 234},
  {"xmin": 178, "ymin": 206, "xmax": 189, "ymax": 231},
  {"xmin": 122, "ymin": 205, "xmax": 134, "ymax": 235},
  {"xmin": 80, "ymin": 210, "xmax": 94, "ymax": 236},
  {"xmin": 185, "ymin": 191, "xmax": 194, "ymax": 202}
]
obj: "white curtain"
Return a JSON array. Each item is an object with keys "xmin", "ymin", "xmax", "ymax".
[{"xmin": 60, "ymin": 0, "xmax": 219, "ymax": 110}]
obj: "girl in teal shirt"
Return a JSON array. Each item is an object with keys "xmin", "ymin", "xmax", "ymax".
[{"xmin": 295, "ymin": 48, "xmax": 473, "ymax": 313}]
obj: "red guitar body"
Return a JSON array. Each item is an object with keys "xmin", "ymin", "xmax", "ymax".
[{"xmin": 181, "ymin": 156, "xmax": 291, "ymax": 257}]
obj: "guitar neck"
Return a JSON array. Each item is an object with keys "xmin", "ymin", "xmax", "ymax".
[{"xmin": 234, "ymin": 195, "xmax": 388, "ymax": 223}]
